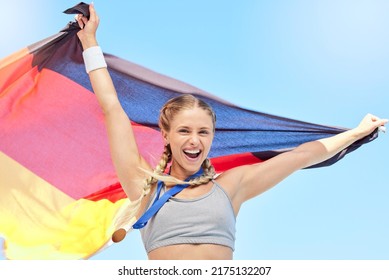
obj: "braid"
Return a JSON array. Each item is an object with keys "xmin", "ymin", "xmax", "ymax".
[
  {"xmin": 187, "ymin": 158, "xmax": 216, "ymax": 186},
  {"xmin": 154, "ymin": 145, "xmax": 172, "ymax": 175},
  {"xmin": 142, "ymin": 157, "xmax": 216, "ymax": 190},
  {"xmin": 143, "ymin": 145, "xmax": 171, "ymax": 193},
  {"xmin": 141, "ymin": 94, "xmax": 217, "ymax": 192}
]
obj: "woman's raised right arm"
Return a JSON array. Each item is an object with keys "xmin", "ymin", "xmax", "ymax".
[{"xmin": 76, "ymin": 4, "xmax": 151, "ymax": 201}]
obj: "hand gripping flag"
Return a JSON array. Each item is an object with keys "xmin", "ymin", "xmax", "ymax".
[{"xmin": 0, "ymin": 3, "xmax": 379, "ymax": 259}]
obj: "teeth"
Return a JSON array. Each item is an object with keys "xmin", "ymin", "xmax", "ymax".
[{"xmin": 184, "ymin": 149, "xmax": 200, "ymax": 154}]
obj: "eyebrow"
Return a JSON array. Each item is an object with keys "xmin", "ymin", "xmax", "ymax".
[{"xmin": 176, "ymin": 126, "xmax": 212, "ymax": 130}]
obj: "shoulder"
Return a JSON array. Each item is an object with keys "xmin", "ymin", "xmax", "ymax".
[
  {"xmin": 136, "ymin": 182, "xmax": 158, "ymax": 218},
  {"xmin": 212, "ymin": 166, "xmax": 248, "ymax": 207},
  {"xmin": 214, "ymin": 164, "xmax": 256, "ymax": 190},
  {"xmin": 212, "ymin": 153, "xmax": 297, "ymax": 208}
]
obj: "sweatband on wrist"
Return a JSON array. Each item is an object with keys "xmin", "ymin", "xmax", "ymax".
[{"xmin": 82, "ymin": 46, "xmax": 107, "ymax": 73}]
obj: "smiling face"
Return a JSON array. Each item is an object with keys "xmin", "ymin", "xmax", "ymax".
[
  {"xmin": 163, "ymin": 107, "xmax": 214, "ymax": 180},
  {"xmin": 159, "ymin": 94, "xmax": 216, "ymax": 181}
]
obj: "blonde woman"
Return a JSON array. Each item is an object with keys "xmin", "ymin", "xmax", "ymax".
[{"xmin": 76, "ymin": 4, "xmax": 387, "ymax": 260}]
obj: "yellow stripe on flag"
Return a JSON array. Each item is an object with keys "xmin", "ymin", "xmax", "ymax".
[{"xmin": 0, "ymin": 152, "xmax": 139, "ymax": 259}]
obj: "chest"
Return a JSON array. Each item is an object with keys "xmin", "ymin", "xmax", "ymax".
[
  {"xmin": 170, "ymin": 181, "xmax": 214, "ymax": 199},
  {"xmin": 152, "ymin": 184, "xmax": 235, "ymax": 229}
]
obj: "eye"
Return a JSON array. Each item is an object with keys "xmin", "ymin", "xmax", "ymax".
[
  {"xmin": 199, "ymin": 130, "xmax": 210, "ymax": 135},
  {"xmin": 178, "ymin": 128, "xmax": 190, "ymax": 134}
]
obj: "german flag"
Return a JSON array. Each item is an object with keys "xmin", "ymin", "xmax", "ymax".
[{"xmin": 0, "ymin": 2, "xmax": 378, "ymax": 259}]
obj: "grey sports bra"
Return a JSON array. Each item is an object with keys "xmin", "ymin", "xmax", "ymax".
[{"xmin": 139, "ymin": 181, "xmax": 236, "ymax": 253}]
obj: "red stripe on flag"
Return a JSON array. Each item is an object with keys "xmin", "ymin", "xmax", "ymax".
[
  {"xmin": 0, "ymin": 67, "xmax": 163, "ymax": 199},
  {"xmin": 84, "ymin": 182, "xmax": 125, "ymax": 202},
  {"xmin": 211, "ymin": 152, "xmax": 264, "ymax": 173},
  {"xmin": 85, "ymin": 152, "xmax": 266, "ymax": 203}
]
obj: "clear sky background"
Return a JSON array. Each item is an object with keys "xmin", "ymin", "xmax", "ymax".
[{"xmin": 0, "ymin": 0, "xmax": 388, "ymax": 260}]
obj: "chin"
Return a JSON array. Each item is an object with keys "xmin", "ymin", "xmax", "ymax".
[
  {"xmin": 181, "ymin": 163, "xmax": 199, "ymax": 173},
  {"xmin": 187, "ymin": 160, "xmax": 206, "ymax": 173},
  {"xmin": 179, "ymin": 162, "xmax": 203, "ymax": 177},
  {"xmin": 173, "ymin": 155, "xmax": 207, "ymax": 178}
]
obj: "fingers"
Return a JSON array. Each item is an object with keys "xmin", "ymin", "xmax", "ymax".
[
  {"xmin": 81, "ymin": 16, "xmax": 88, "ymax": 26},
  {"xmin": 75, "ymin": 14, "xmax": 86, "ymax": 29},
  {"xmin": 74, "ymin": 3, "xmax": 99, "ymax": 30},
  {"xmin": 379, "ymin": 119, "xmax": 389, "ymax": 127},
  {"xmin": 370, "ymin": 114, "xmax": 388, "ymax": 126},
  {"xmin": 356, "ymin": 113, "xmax": 388, "ymax": 137},
  {"xmin": 75, "ymin": 4, "xmax": 99, "ymax": 48},
  {"xmin": 89, "ymin": 2, "xmax": 97, "ymax": 22},
  {"xmin": 366, "ymin": 114, "xmax": 388, "ymax": 134},
  {"xmin": 365, "ymin": 113, "xmax": 386, "ymax": 123}
]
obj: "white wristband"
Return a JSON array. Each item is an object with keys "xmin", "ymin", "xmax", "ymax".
[{"xmin": 82, "ymin": 46, "xmax": 107, "ymax": 73}]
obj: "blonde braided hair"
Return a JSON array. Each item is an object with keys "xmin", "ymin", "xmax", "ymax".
[{"xmin": 143, "ymin": 94, "xmax": 217, "ymax": 191}]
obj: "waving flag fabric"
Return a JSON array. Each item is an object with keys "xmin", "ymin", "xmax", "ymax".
[{"xmin": 0, "ymin": 3, "xmax": 378, "ymax": 259}]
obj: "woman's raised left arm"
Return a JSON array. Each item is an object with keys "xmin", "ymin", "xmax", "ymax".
[
  {"xmin": 221, "ymin": 113, "xmax": 387, "ymax": 212},
  {"xmin": 299, "ymin": 113, "xmax": 387, "ymax": 168}
]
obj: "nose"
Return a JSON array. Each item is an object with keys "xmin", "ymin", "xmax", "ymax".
[{"xmin": 189, "ymin": 133, "xmax": 200, "ymax": 146}]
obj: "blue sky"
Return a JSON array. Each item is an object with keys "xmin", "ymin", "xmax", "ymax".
[{"xmin": 0, "ymin": 0, "xmax": 388, "ymax": 260}]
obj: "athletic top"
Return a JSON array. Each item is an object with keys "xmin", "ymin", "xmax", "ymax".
[{"xmin": 139, "ymin": 181, "xmax": 236, "ymax": 253}]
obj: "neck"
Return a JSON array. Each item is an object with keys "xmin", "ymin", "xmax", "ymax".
[{"xmin": 169, "ymin": 163, "xmax": 203, "ymax": 182}]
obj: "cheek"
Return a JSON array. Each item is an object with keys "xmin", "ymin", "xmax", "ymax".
[
  {"xmin": 169, "ymin": 140, "xmax": 183, "ymax": 155},
  {"xmin": 169, "ymin": 136, "xmax": 184, "ymax": 147},
  {"xmin": 203, "ymin": 137, "xmax": 213, "ymax": 152}
]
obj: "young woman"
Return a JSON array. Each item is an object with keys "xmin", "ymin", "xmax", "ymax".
[{"xmin": 76, "ymin": 4, "xmax": 387, "ymax": 260}]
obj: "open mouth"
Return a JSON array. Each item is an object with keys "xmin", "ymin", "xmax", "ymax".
[{"xmin": 183, "ymin": 149, "xmax": 201, "ymax": 159}]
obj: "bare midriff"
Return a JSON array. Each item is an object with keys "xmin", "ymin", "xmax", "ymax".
[{"xmin": 147, "ymin": 243, "xmax": 233, "ymax": 260}]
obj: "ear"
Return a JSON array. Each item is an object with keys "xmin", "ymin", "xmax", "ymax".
[{"xmin": 161, "ymin": 130, "xmax": 169, "ymax": 145}]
